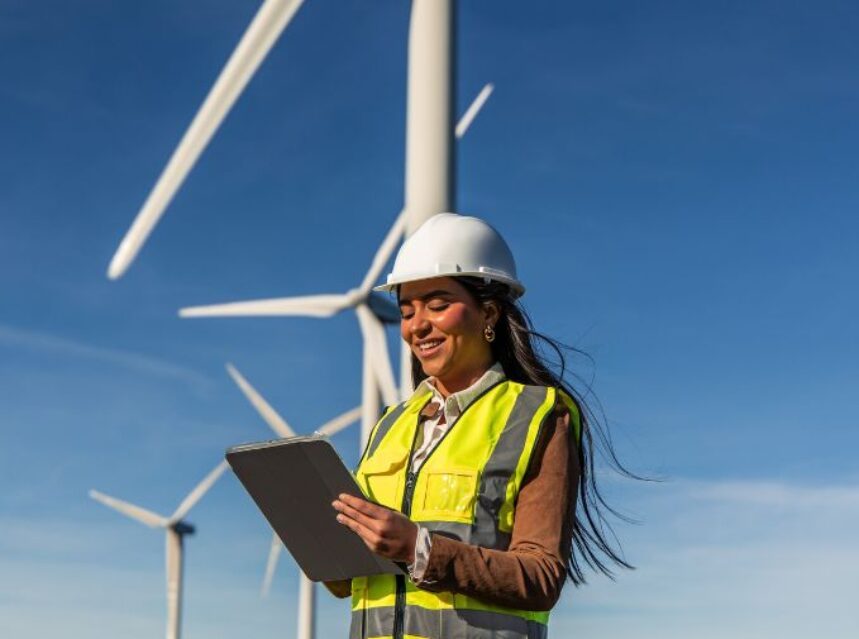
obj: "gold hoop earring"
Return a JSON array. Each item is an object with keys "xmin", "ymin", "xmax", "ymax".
[{"xmin": 484, "ymin": 325, "xmax": 496, "ymax": 343}]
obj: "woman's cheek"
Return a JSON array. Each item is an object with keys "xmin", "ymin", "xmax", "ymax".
[{"xmin": 435, "ymin": 305, "xmax": 471, "ymax": 334}]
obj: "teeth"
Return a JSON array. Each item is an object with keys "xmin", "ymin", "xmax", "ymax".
[{"xmin": 418, "ymin": 340, "xmax": 442, "ymax": 352}]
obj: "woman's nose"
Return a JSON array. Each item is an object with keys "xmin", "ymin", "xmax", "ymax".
[{"xmin": 409, "ymin": 311, "xmax": 431, "ymax": 336}]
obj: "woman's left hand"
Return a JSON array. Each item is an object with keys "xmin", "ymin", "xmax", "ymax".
[{"xmin": 332, "ymin": 493, "xmax": 418, "ymax": 563}]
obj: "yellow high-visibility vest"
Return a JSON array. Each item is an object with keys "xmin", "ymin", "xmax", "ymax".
[{"xmin": 351, "ymin": 379, "xmax": 581, "ymax": 639}]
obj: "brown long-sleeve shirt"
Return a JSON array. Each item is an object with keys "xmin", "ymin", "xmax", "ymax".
[{"xmin": 325, "ymin": 397, "xmax": 579, "ymax": 611}]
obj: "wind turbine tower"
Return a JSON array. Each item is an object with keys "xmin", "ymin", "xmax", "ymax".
[
  {"xmin": 399, "ymin": 0, "xmax": 457, "ymax": 394},
  {"xmin": 89, "ymin": 461, "xmax": 228, "ymax": 639},
  {"xmin": 405, "ymin": 0, "xmax": 456, "ymax": 234}
]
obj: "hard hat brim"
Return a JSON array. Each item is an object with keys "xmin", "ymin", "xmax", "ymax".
[{"xmin": 373, "ymin": 270, "xmax": 525, "ymax": 298}]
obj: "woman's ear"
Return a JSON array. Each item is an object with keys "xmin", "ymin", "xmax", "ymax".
[{"xmin": 482, "ymin": 301, "xmax": 501, "ymax": 328}]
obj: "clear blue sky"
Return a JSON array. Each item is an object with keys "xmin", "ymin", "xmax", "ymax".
[{"xmin": 1, "ymin": 1, "xmax": 858, "ymax": 637}]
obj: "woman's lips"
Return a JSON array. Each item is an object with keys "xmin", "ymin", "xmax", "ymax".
[{"xmin": 414, "ymin": 338, "xmax": 444, "ymax": 359}]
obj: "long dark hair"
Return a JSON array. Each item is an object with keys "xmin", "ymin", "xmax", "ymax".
[{"xmin": 408, "ymin": 276, "xmax": 645, "ymax": 586}]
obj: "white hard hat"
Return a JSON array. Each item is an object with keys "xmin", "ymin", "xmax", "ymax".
[{"xmin": 375, "ymin": 213, "xmax": 525, "ymax": 297}]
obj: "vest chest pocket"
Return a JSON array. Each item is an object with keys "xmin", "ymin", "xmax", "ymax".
[
  {"xmin": 359, "ymin": 452, "xmax": 408, "ymax": 509},
  {"xmin": 420, "ymin": 468, "xmax": 479, "ymax": 523}
]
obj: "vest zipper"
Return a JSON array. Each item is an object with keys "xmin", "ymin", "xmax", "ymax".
[
  {"xmin": 391, "ymin": 381, "xmax": 505, "ymax": 639},
  {"xmin": 393, "ymin": 469, "xmax": 417, "ymax": 639}
]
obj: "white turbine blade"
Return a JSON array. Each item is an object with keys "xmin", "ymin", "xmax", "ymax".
[
  {"xmin": 368, "ymin": 334, "xmax": 399, "ymax": 407},
  {"xmin": 169, "ymin": 460, "xmax": 229, "ymax": 523},
  {"xmin": 399, "ymin": 343, "xmax": 413, "ymax": 401},
  {"xmin": 455, "ymin": 83, "xmax": 494, "ymax": 139},
  {"xmin": 226, "ymin": 363, "xmax": 296, "ymax": 438},
  {"xmin": 355, "ymin": 305, "xmax": 399, "ymax": 406},
  {"xmin": 359, "ymin": 210, "xmax": 407, "ymax": 294},
  {"xmin": 360, "ymin": 348, "xmax": 380, "ymax": 451},
  {"xmin": 316, "ymin": 406, "xmax": 361, "ymax": 437},
  {"xmin": 261, "ymin": 532, "xmax": 282, "ymax": 597},
  {"xmin": 179, "ymin": 293, "xmax": 352, "ymax": 318},
  {"xmin": 89, "ymin": 490, "xmax": 167, "ymax": 528},
  {"xmin": 107, "ymin": 0, "xmax": 307, "ymax": 280}
]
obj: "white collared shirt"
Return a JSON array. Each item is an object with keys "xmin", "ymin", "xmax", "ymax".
[
  {"xmin": 407, "ymin": 362, "xmax": 506, "ymax": 580},
  {"xmin": 409, "ymin": 362, "xmax": 506, "ymax": 472}
]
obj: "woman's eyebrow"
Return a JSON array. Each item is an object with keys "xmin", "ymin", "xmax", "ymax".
[{"xmin": 400, "ymin": 290, "xmax": 453, "ymax": 305}]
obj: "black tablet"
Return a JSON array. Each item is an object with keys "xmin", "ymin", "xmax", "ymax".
[{"xmin": 226, "ymin": 436, "xmax": 405, "ymax": 581}]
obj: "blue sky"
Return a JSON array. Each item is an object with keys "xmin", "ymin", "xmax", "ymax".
[{"xmin": 1, "ymin": 0, "xmax": 858, "ymax": 637}]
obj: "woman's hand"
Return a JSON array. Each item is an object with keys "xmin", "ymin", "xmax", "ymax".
[{"xmin": 332, "ymin": 493, "xmax": 418, "ymax": 563}]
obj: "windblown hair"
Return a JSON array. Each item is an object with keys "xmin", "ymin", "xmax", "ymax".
[{"xmin": 407, "ymin": 276, "xmax": 643, "ymax": 586}]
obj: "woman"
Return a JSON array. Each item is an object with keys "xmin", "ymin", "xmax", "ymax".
[{"xmin": 330, "ymin": 213, "xmax": 632, "ymax": 639}]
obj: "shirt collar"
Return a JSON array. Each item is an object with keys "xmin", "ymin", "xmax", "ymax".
[{"xmin": 414, "ymin": 362, "xmax": 506, "ymax": 419}]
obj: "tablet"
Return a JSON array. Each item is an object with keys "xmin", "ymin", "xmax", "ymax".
[{"xmin": 226, "ymin": 436, "xmax": 406, "ymax": 582}]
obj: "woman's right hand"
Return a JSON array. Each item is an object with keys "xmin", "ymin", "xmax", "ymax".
[{"xmin": 332, "ymin": 493, "xmax": 418, "ymax": 563}]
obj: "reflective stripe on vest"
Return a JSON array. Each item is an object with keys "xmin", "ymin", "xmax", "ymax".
[
  {"xmin": 351, "ymin": 380, "xmax": 575, "ymax": 639},
  {"xmin": 349, "ymin": 606, "xmax": 549, "ymax": 639}
]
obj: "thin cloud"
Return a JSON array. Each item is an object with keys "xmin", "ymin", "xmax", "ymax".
[
  {"xmin": 685, "ymin": 478, "xmax": 859, "ymax": 508},
  {"xmin": 0, "ymin": 323, "xmax": 212, "ymax": 389},
  {"xmin": 553, "ymin": 477, "xmax": 859, "ymax": 639}
]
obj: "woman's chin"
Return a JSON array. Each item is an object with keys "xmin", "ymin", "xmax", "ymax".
[{"xmin": 418, "ymin": 357, "xmax": 448, "ymax": 380}]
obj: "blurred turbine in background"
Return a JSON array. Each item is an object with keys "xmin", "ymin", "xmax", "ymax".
[
  {"xmin": 225, "ymin": 363, "xmax": 360, "ymax": 639},
  {"xmin": 89, "ymin": 461, "xmax": 229, "ymax": 639}
]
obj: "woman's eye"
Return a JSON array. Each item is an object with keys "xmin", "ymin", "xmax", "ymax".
[
  {"xmin": 400, "ymin": 310, "xmax": 414, "ymax": 320},
  {"xmin": 428, "ymin": 303, "xmax": 449, "ymax": 312}
]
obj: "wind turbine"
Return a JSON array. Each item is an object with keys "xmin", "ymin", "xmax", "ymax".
[
  {"xmin": 176, "ymin": 81, "xmax": 494, "ymax": 441},
  {"xmin": 89, "ymin": 460, "xmax": 229, "ymax": 639},
  {"xmin": 181, "ymin": 215, "xmax": 403, "ymax": 449},
  {"xmin": 225, "ymin": 362, "xmax": 360, "ymax": 639}
]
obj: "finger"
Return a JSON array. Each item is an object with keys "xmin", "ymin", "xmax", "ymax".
[
  {"xmin": 338, "ymin": 493, "xmax": 388, "ymax": 517},
  {"xmin": 333, "ymin": 495, "xmax": 385, "ymax": 522},
  {"xmin": 336, "ymin": 512, "xmax": 384, "ymax": 552},
  {"xmin": 333, "ymin": 500, "xmax": 384, "ymax": 534}
]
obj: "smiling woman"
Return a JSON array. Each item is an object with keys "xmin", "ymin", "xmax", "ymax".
[
  {"xmin": 329, "ymin": 213, "xmax": 635, "ymax": 639},
  {"xmin": 398, "ymin": 278, "xmax": 499, "ymax": 396}
]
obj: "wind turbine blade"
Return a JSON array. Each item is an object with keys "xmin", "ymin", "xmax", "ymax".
[
  {"xmin": 455, "ymin": 83, "xmax": 494, "ymax": 139},
  {"xmin": 261, "ymin": 532, "xmax": 282, "ymax": 597},
  {"xmin": 107, "ymin": 0, "xmax": 307, "ymax": 280},
  {"xmin": 399, "ymin": 343, "xmax": 413, "ymax": 401},
  {"xmin": 89, "ymin": 490, "xmax": 168, "ymax": 528},
  {"xmin": 179, "ymin": 293, "xmax": 352, "ymax": 318},
  {"xmin": 226, "ymin": 363, "xmax": 296, "ymax": 438},
  {"xmin": 359, "ymin": 353, "xmax": 380, "ymax": 452},
  {"xmin": 359, "ymin": 210, "xmax": 407, "ymax": 294},
  {"xmin": 316, "ymin": 406, "xmax": 361, "ymax": 437},
  {"xmin": 355, "ymin": 305, "xmax": 399, "ymax": 406},
  {"xmin": 369, "ymin": 335, "xmax": 399, "ymax": 407},
  {"xmin": 169, "ymin": 460, "xmax": 229, "ymax": 523}
]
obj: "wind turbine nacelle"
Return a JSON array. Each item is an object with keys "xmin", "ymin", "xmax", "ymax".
[
  {"xmin": 172, "ymin": 521, "xmax": 196, "ymax": 536},
  {"xmin": 367, "ymin": 292, "xmax": 401, "ymax": 324}
]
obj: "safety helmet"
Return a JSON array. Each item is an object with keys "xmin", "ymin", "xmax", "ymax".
[{"xmin": 374, "ymin": 213, "xmax": 525, "ymax": 298}]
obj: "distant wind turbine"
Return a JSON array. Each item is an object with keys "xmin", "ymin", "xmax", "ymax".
[
  {"xmin": 177, "ymin": 82, "xmax": 495, "ymax": 440},
  {"xmin": 89, "ymin": 461, "xmax": 229, "ymax": 639},
  {"xmin": 225, "ymin": 363, "xmax": 360, "ymax": 639},
  {"xmin": 181, "ymin": 215, "xmax": 404, "ymax": 449}
]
